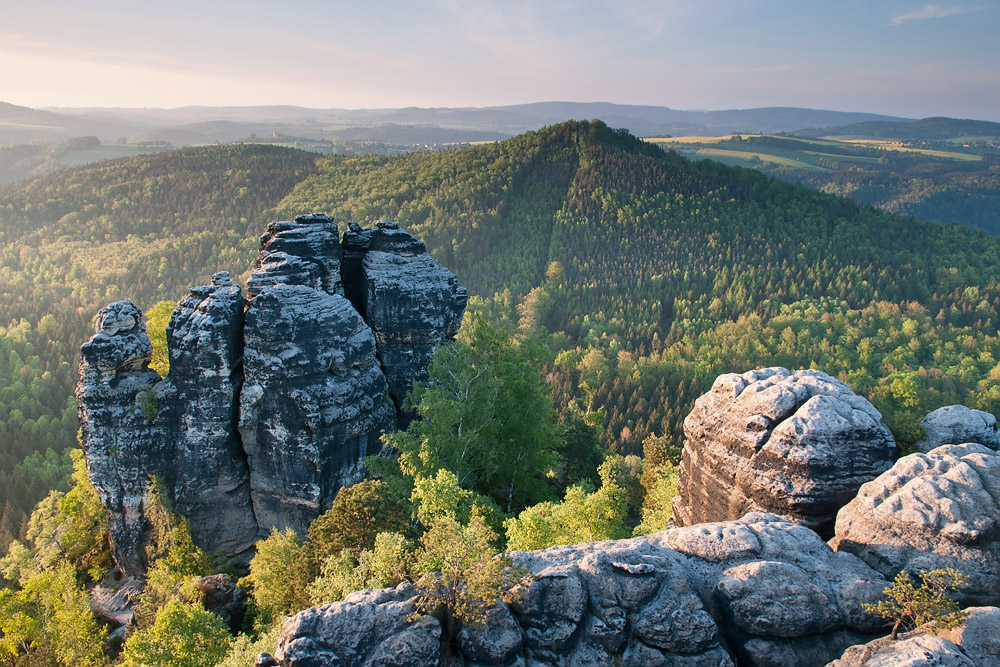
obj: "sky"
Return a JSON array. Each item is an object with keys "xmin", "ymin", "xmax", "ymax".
[{"xmin": 2, "ymin": 0, "xmax": 999, "ymax": 120}]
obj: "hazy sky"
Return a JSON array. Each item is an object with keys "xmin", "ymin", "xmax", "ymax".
[{"xmin": 3, "ymin": 1, "xmax": 998, "ymax": 120}]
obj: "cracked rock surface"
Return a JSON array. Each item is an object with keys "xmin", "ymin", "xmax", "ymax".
[{"xmin": 672, "ymin": 368, "xmax": 898, "ymax": 538}]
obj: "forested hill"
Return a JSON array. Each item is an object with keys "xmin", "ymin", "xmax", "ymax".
[
  {"xmin": 274, "ymin": 120, "xmax": 1000, "ymax": 455},
  {"xmin": 2, "ymin": 121, "xmax": 1000, "ymax": 553},
  {"xmin": 0, "ymin": 144, "xmax": 319, "ymax": 548}
]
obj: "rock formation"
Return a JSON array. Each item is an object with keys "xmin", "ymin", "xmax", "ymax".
[
  {"xmin": 829, "ymin": 606, "xmax": 1000, "ymax": 666},
  {"xmin": 914, "ymin": 405, "xmax": 1000, "ymax": 453},
  {"xmin": 275, "ymin": 513, "xmax": 890, "ymax": 667},
  {"xmin": 77, "ymin": 215, "xmax": 466, "ymax": 574},
  {"xmin": 342, "ymin": 220, "xmax": 468, "ymax": 419},
  {"xmin": 831, "ymin": 443, "xmax": 1000, "ymax": 607},
  {"xmin": 672, "ymin": 368, "xmax": 898, "ymax": 538},
  {"xmin": 156, "ymin": 271, "xmax": 257, "ymax": 554},
  {"xmin": 76, "ymin": 301, "xmax": 167, "ymax": 575}
]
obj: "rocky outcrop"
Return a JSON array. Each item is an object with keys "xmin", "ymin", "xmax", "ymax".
[
  {"xmin": 344, "ymin": 221, "xmax": 468, "ymax": 418},
  {"xmin": 828, "ymin": 606, "xmax": 1000, "ymax": 666},
  {"xmin": 76, "ymin": 301, "xmax": 165, "ymax": 575},
  {"xmin": 240, "ymin": 283, "xmax": 395, "ymax": 537},
  {"xmin": 275, "ymin": 513, "xmax": 890, "ymax": 667},
  {"xmin": 156, "ymin": 271, "xmax": 256, "ymax": 554},
  {"xmin": 914, "ymin": 405, "xmax": 1000, "ymax": 453},
  {"xmin": 77, "ymin": 215, "xmax": 465, "ymax": 573},
  {"xmin": 672, "ymin": 368, "xmax": 898, "ymax": 538},
  {"xmin": 831, "ymin": 443, "xmax": 1000, "ymax": 607}
]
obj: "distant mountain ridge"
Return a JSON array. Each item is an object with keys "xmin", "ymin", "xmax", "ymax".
[{"xmin": 4, "ymin": 100, "xmax": 913, "ymax": 144}]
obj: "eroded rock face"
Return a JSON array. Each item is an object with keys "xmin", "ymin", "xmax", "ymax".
[
  {"xmin": 77, "ymin": 301, "xmax": 165, "ymax": 575},
  {"xmin": 346, "ymin": 221, "xmax": 468, "ymax": 417},
  {"xmin": 828, "ymin": 606, "xmax": 1000, "ymax": 667},
  {"xmin": 672, "ymin": 368, "xmax": 898, "ymax": 538},
  {"xmin": 831, "ymin": 443, "xmax": 1000, "ymax": 606},
  {"xmin": 914, "ymin": 405, "xmax": 1000, "ymax": 453},
  {"xmin": 157, "ymin": 272, "xmax": 256, "ymax": 554},
  {"xmin": 274, "ymin": 513, "xmax": 890, "ymax": 667},
  {"xmin": 78, "ymin": 216, "xmax": 465, "ymax": 572},
  {"xmin": 240, "ymin": 282, "xmax": 395, "ymax": 537}
]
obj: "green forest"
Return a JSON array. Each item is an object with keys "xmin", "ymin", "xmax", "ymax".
[{"xmin": 2, "ymin": 120, "xmax": 1000, "ymax": 664}]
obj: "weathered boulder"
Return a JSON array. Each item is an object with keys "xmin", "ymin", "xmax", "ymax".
[
  {"xmin": 672, "ymin": 368, "xmax": 898, "ymax": 538},
  {"xmin": 276, "ymin": 584, "xmax": 442, "ymax": 667},
  {"xmin": 831, "ymin": 443, "xmax": 1000, "ymax": 607},
  {"xmin": 156, "ymin": 271, "xmax": 256, "ymax": 555},
  {"xmin": 77, "ymin": 301, "xmax": 166, "ymax": 576},
  {"xmin": 914, "ymin": 405, "xmax": 1000, "ymax": 453},
  {"xmin": 274, "ymin": 513, "xmax": 889, "ymax": 667},
  {"xmin": 346, "ymin": 221, "xmax": 468, "ymax": 416},
  {"xmin": 828, "ymin": 606, "xmax": 1000, "ymax": 666}
]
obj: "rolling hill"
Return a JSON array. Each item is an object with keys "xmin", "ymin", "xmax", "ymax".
[{"xmin": 2, "ymin": 121, "xmax": 999, "ymax": 551}]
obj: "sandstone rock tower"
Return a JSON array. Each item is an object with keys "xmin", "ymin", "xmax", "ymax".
[{"xmin": 76, "ymin": 215, "xmax": 467, "ymax": 575}]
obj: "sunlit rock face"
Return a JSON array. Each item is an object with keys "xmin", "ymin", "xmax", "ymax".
[
  {"xmin": 914, "ymin": 404, "xmax": 1000, "ymax": 453},
  {"xmin": 77, "ymin": 301, "xmax": 165, "ymax": 576},
  {"xmin": 672, "ymin": 367, "xmax": 898, "ymax": 539},
  {"xmin": 274, "ymin": 513, "xmax": 890, "ymax": 667},
  {"xmin": 78, "ymin": 215, "xmax": 465, "ymax": 572},
  {"xmin": 831, "ymin": 443, "xmax": 1000, "ymax": 607}
]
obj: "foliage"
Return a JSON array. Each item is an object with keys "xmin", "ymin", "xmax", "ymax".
[
  {"xmin": 634, "ymin": 462, "xmax": 679, "ymax": 536},
  {"xmin": 240, "ymin": 527, "xmax": 313, "ymax": 622},
  {"xmin": 306, "ymin": 479, "xmax": 410, "ymax": 562},
  {"xmin": 215, "ymin": 622, "xmax": 282, "ymax": 667},
  {"xmin": 504, "ymin": 458, "xmax": 631, "ymax": 551},
  {"xmin": 412, "ymin": 513, "xmax": 529, "ymax": 633},
  {"xmin": 863, "ymin": 568, "xmax": 970, "ymax": 639},
  {"xmin": 0, "ymin": 561, "xmax": 105, "ymax": 667},
  {"xmin": 308, "ymin": 532, "xmax": 413, "ymax": 605},
  {"xmin": 145, "ymin": 299, "xmax": 177, "ymax": 377},
  {"xmin": 134, "ymin": 478, "xmax": 214, "ymax": 627},
  {"xmin": 385, "ymin": 318, "xmax": 561, "ymax": 513},
  {"xmin": 23, "ymin": 449, "xmax": 111, "ymax": 582},
  {"xmin": 120, "ymin": 599, "xmax": 231, "ymax": 667}
]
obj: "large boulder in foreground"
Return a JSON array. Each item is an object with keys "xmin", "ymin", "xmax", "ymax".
[
  {"xmin": 828, "ymin": 606, "xmax": 1000, "ymax": 666},
  {"xmin": 275, "ymin": 513, "xmax": 889, "ymax": 667},
  {"xmin": 831, "ymin": 443, "xmax": 1000, "ymax": 607},
  {"xmin": 672, "ymin": 368, "xmax": 898, "ymax": 538},
  {"xmin": 914, "ymin": 405, "xmax": 1000, "ymax": 453}
]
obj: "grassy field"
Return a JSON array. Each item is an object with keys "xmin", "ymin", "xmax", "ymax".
[{"xmin": 645, "ymin": 134, "xmax": 985, "ymax": 169}]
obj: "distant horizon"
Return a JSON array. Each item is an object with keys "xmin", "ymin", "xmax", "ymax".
[{"xmin": 3, "ymin": 2, "xmax": 998, "ymax": 122}]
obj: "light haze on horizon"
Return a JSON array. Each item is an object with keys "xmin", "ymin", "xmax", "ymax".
[{"xmin": 3, "ymin": 0, "xmax": 999, "ymax": 121}]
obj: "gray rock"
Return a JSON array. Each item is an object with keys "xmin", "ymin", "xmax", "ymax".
[
  {"xmin": 196, "ymin": 573, "xmax": 247, "ymax": 632},
  {"xmin": 247, "ymin": 214, "xmax": 344, "ymax": 298},
  {"xmin": 78, "ymin": 216, "xmax": 466, "ymax": 574},
  {"xmin": 276, "ymin": 514, "xmax": 888, "ymax": 667},
  {"xmin": 672, "ymin": 368, "xmax": 898, "ymax": 538},
  {"xmin": 827, "ymin": 608, "xmax": 1000, "ymax": 666},
  {"xmin": 831, "ymin": 444, "xmax": 1000, "ymax": 606},
  {"xmin": 915, "ymin": 406, "xmax": 1000, "ymax": 453},
  {"xmin": 77, "ymin": 301, "xmax": 166, "ymax": 576},
  {"xmin": 157, "ymin": 272, "xmax": 256, "ymax": 555},
  {"xmin": 275, "ymin": 583, "xmax": 441, "ymax": 667},
  {"xmin": 240, "ymin": 282, "xmax": 396, "ymax": 537},
  {"xmin": 348, "ymin": 221, "xmax": 468, "ymax": 418}
]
